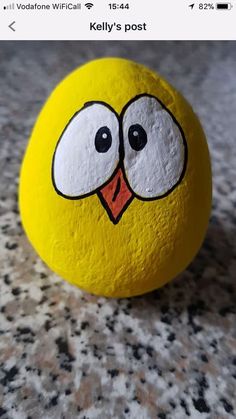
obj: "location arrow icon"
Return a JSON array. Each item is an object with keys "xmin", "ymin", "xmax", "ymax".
[{"xmin": 189, "ymin": 3, "xmax": 195, "ymax": 8}]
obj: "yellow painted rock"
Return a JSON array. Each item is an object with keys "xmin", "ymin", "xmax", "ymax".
[{"xmin": 19, "ymin": 58, "xmax": 212, "ymax": 298}]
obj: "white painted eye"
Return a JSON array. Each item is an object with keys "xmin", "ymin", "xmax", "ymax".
[
  {"xmin": 52, "ymin": 103, "xmax": 120, "ymax": 197},
  {"xmin": 122, "ymin": 95, "xmax": 187, "ymax": 199}
]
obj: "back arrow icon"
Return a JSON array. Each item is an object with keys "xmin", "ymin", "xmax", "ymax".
[
  {"xmin": 9, "ymin": 21, "xmax": 16, "ymax": 31},
  {"xmin": 189, "ymin": 3, "xmax": 195, "ymax": 8}
]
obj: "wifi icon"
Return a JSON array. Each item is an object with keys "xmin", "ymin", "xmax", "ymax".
[{"xmin": 85, "ymin": 2, "xmax": 94, "ymax": 9}]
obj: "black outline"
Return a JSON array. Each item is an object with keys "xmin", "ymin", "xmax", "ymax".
[
  {"xmin": 52, "ymin": 94, "xmax": 188, "ymax": 224},
  {"xmin": 119, "ymin": 94, "xmax": 188, "ymax": 202},
  {"xmin": 112, "ymin": 176, "xmax": 121, "ymax": 202},
  {"xmin": 51, "ymin": 101, "xmax": 120, "ymax": 201},
  {"xmin": 97, "ymin": 181, "xmax": 134, "ymax": 225}
]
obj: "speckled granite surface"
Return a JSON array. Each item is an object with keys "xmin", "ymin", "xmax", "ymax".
[{"xmin": 0, "ymin": 42, "xmax": 236, "ymax": 419}]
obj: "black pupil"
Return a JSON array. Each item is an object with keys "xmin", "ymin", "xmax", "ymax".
[
  {"xmin": 95, "ymin": 126, "xmax": 112, "ymax": 153},
  {"xmin": 128, "ymin": 124, "xmax": 147, "ymax": 151}
]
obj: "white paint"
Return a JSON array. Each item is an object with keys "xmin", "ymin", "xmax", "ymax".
[
  {"xmin": 53, "ymin": 103, "xmax": 120, "ymax": 197},
  {"xmin": 122, "ymin": 96, "xmax": 186, "ymax": 198}
]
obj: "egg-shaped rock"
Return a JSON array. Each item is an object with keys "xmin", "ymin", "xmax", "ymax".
[{"xmin": 19, "ymin": 58, "xmax": 212, "ymax": 297}]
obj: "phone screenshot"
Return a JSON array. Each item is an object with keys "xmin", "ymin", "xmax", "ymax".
[{"xmin": 0, "ymin": 1, "xmax": 235, "ymax": 418}]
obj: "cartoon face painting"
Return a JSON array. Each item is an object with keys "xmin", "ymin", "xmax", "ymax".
[{"xmin": 52, "ymin": 94, "xmax": 188, "ymax": 224}]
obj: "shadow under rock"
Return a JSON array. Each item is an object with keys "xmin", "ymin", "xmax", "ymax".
[{"xmin": 130, "ymin": 216, "xmax": 236, "ymax": 323}]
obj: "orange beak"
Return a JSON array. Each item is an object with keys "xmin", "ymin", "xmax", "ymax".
[{"xmin": 98, "ymin": 167, "xmax": 133, "ymax": 224}]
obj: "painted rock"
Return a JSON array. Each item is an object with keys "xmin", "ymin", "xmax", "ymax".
[{"xmin": 19, "ymin": 58, "xmax": 212, "ymax": 297}]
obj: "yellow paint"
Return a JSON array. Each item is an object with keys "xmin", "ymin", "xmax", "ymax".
[{"xmin": 19, "ymin": 58, "xmax": 212, "ymax": 297}]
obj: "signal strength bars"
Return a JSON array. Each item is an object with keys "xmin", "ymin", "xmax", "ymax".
[{"xmin": 4, "ymin": 3, "xmax": 14, "ymax": 9}]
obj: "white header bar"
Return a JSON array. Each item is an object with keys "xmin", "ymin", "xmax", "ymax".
[{"xmin": 0, "ymin": 0, "xmax": 235, "ymax": 40}]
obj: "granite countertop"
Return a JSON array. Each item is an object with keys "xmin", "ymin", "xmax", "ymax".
[{"xmin": 0, "ymin": 41, "xmax": 236, "ymax": 419}]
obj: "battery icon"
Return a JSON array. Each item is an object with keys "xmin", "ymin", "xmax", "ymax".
[{"xmin": 216, "ymin": 3, "xmax": 233, "ymax": 9}]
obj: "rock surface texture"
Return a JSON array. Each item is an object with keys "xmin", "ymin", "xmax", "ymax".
[{"xmin": 0, "ymin": 42, "xmax": 235, "ymax": 418}]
